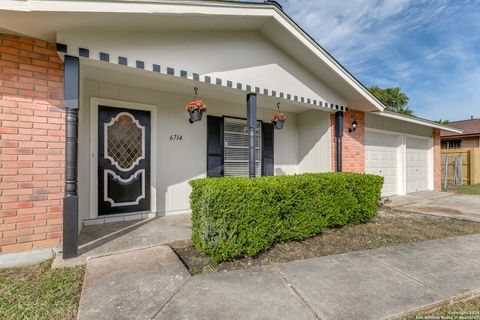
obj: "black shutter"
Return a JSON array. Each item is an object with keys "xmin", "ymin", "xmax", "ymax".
[
  {"xmin": 207, "ymin": 116, "xmax": 224, "ymax": 177},
  {"xmin": 262, "ymin": 122, "xmax": 274, "ymax": 176}
]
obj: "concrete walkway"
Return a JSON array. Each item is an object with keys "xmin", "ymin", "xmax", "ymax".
[
  {"xmin": 52, "ymin": 214, "xmax": 191, "ymax": 268},
  {"xmin": 77, "ymin": 234, "xmax": 480, "ymax": 320},
  {"xmin": 388, "ymin": 191, "xmax": 480, "ymax": 222}
]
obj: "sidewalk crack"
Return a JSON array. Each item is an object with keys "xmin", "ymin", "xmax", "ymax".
[
  {"xmin": 439, "ymin": 250, "xmax": 480, "ymax": 267},
  {"xmin": 150, "ymin": 276, "xmax": 191, "ymax": 320},
  {"xmin": 367, "ymin": 254, "xmax": 446, "ymax": 296},
  {"xmin": 271, "ymin": 265, "xmax": 322, "ymax": 320}
]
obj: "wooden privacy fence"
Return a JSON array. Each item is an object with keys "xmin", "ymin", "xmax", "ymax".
[{"xmin": 441, "ymin": 148, "xmax": 480, "ymax": 187}]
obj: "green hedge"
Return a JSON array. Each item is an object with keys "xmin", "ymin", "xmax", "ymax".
[{"xmin": 190, "ymin": 172, "xmax": 383, "ymax": 262}]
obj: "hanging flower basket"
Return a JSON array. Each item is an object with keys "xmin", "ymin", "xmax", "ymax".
[
  {"xmin": 185, "ymin": 99, "xmax": 207, "ymax": 123},
  {"xmin": 271, "ymin": 111, "xmax": 287, "ymax": 130}
]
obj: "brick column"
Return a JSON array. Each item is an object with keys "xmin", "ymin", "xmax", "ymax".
[
  {"xmin": 0, "ymin": 33, "xmax": 65, "ymax": 254},
  {"xmin": 342, "ymin": 110, "xmax": 365, "ymax": 173}
]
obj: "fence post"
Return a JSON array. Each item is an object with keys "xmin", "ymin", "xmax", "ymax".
[
  {"xmin": 457, "ymin": 154, "xmax": 463, "ymax": 186},
  {"xmin": 443, "ymin": 155, "xmax": 449, "ymax": 190},
  {"xmin": 473, "ymin": 148, "xmax": 480, "ymax": 184}
]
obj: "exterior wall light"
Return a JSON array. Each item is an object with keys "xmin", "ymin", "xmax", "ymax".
[{"xmin": 349, "ymin": 120, "xmax": 358, "ymax": 133}]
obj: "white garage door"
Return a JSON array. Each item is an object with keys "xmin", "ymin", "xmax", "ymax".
[
  {"xmin": 365, "ymin": 131, "xmax": 399, "ymax": 196},
  {"xmin": 406, "ymin": 137, "xmax": 430, "ymax": 193}
]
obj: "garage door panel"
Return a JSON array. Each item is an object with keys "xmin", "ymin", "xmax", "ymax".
[
  {"xmin": 406, "ymin": 137, "xmax": 430, "ymax": 193},
  {"xmin": 365, "ymin": 132, "xmax": 398, "ymax": 196}
]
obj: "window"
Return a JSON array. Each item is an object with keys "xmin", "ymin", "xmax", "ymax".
[
  {"xmin": 223, "ymin": 117, "xmax": 261, "ymax": 177},
  {"xmin": 441, "ymin": 140, "xmax": 461, "ymax": 149}
]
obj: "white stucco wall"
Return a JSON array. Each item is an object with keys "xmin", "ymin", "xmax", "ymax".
[
  {"xmin": 78, "ymin": 78, "xmax": 329, "ymax": 223},
  {"xmin": 298, "ymin": 110, "xmax": 331, "ymax": 173},
  {"xmin": 58, "ymin": 30, "xmax": 347, "ymax": 107}
]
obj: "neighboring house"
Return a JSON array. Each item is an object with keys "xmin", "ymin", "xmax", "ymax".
[
  {"xmin": 0, "ymin": 0, "xmax": 461, "ymax": 258},
  {"xmin": 440, "ymin": 118, "xmax": 480, "ymax": 185},
  {"xmin": 441, "ymin": 118, "xmax": 480, "ymax": 150}
]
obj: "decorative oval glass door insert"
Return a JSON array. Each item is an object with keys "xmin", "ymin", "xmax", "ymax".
[
  {"xmin": 105, "ymin": 113, "xmax": 145, "ymax": 171},
  {"xmin": 98, "ymin": 106, "xmax": 151, "ymax": 215}
]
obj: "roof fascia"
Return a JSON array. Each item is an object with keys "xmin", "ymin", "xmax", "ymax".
[
  {"xmin": 373, "ymin": 111, "xmax": 464, "ymax": 133},
  {"xmin": 268, "ymin": 8, "xmax": 385, "ymax": 112},
  {"xmin": 441, "ymin": 133, "xmax": 480, "ymax": 139}
]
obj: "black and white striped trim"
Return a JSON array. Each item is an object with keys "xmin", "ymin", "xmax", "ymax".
[{"xmin": 56, "ymin": 44, "xmax": 348, "ymax": 112}]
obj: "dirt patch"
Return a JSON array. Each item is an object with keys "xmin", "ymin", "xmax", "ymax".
[
  {"xmin": 171, "ymin": 210, "xmax": 480, "ymax": 275},
  {"xmin": 410, "ymin": 206, "xmax": 464, "ymax": 216},
  {"xmin": 400, "ymin": 292, "xmax": 480, "ymax": 320}
]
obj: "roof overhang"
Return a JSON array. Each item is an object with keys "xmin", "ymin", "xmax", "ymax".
[
  {"xmin": 0, "ymin": 0, "xmax": 385, "ymax": 113},
  {"xmin": 441, "ymin": 133, "xmax": 480, "ymax": 139},
  {"xmin": 373, "ymin": 110, "xmax": 464, "ymax": 134}
]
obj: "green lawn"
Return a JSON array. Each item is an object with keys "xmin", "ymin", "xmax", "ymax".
[
  {"xmin": 0, "ymin": 258, "xmax": 85, "ymax": 320},
  {"xmin": 446, "ymin": 183, "xmax": 480, "ymax": 195}
]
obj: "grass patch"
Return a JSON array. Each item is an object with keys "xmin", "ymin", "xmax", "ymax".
[
  {"xmin": 0, "ymin": 258, "xmax": 85, "ymax": 320},
  {"xmin": 402, "ymin": 294, "xmax": 480, "ymax": 319},
  {"xmin": 172, "ymin": 210, "xmax": 480, "ymax": 275},
  {"xmin": 446, "ymin": 183, "xmax": 480, "ymax": 195}
]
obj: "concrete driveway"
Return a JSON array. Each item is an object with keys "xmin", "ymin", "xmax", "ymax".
[{"xmin": 388, "ymin": 191, "xmax": 480, "ymax": 222}]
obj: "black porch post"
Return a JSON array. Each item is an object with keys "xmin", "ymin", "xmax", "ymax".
[
  {"xmin": 335, "ymin": 111, "xmax": 343, "ymax": 172},
  {"xmin": 63, "ymin": 55, "xmax": 80, "ymax": 259},
  {"xmin": 247, "ymin": 93, "xmax": 257, "ymax": 178}
]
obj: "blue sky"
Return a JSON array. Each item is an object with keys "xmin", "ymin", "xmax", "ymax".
[{"xmin": 271, "ymin": 0, "xmax": 480, "ymax": 121}]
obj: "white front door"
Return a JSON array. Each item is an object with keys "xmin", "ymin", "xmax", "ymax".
[
  {"xmin": 365, "ymin": 131, "xmax": 399, "ymax": 196},
  {"xmin": 406, "ymin": 137, "xmax": 430, "ymax": 193}
]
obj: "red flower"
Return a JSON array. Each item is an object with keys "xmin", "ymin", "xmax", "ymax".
[
  {"xmin": 271, "ymin": 111, "xmax": 287, "ymax": 123},
  {"xmin": 185, "ymin": 99, "xmax": 207, "ymax": 111}
]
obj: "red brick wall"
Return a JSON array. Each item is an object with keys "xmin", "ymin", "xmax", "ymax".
[
  {"xmin": 0, "ymin": 33, "xmax": 64, "ymax": 254},
  {"xmin": 433, "ymin": 128, "xmax": 441, "ymax": 191},
  {"xmin": 342, "ymin": 110, "xmax": 365, "ymax": 173},
  {"xmin": 331, "ymin": 110, "xmax": 365, "ymax": 173}
]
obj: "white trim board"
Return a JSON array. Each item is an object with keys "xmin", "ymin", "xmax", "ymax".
[
  {"xmin": 89, "ymin": 97, "xmax": 158, "ymax": 219},
  {"xmin": 371, "ymin": 111, "xmax": 463, "ymax": 133}
]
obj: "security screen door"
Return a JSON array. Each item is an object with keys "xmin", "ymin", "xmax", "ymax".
[{"xmin": 98, "ymin": 106, "xmax": 151, "ymax": 215}]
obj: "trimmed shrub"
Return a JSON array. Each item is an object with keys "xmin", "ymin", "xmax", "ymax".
[{"xmin": 190, "ymin": 172, "xmax": 383, "ymax": 262}]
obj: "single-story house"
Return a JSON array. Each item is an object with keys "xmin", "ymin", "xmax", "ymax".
[
  {"xmin": 441, "ymin": 118, "xmax": 480, "ymax": 149},
  {"xmin": 0, "ymin": 0, "xmax": 461, "ymax": 258}
]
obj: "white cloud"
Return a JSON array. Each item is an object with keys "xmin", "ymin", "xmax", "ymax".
[{"xmin": 276, "ymin": 0, "xmax": 480, "ymax": 120}]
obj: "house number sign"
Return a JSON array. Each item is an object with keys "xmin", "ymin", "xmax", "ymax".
[{"xmin": 169, "ymin": 134, "xmax": 183, "ymax": 141}]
